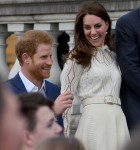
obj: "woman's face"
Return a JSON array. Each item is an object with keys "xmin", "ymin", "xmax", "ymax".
[{"xmin": 83, "ymin": 14, "xmax": 109, "ymax": 48}]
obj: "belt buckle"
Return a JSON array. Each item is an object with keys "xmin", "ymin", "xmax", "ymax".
[{"xmin": 104, "ymin": 95, "xmax": 114, "ymax": 105}]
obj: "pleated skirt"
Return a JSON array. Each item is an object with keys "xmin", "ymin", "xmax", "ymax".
[{"xmin": 75, "ymin": 103, "xmax": 130, "ymax": 150}]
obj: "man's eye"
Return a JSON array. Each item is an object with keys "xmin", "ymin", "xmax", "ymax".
[
  {"xmin": 47, "ymin": 123, "xmax": 53, "ymax": 128},
  {"xmin": 41, "ymin": 56, "xmax": 47, "ymax": 59}
]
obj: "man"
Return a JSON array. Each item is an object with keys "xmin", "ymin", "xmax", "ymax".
[
  {"xmin": 18, "ymin": 92, "xmax": 62, "ymax": 150},
  {"xmin": 116, "ymin": 7, "xmax": 140, "ymax": 131},
  {"xmin": 0, "ymin": 80, "xmax": 25, "ymax": 150},
  {"xmin": 6, "ymin": 30, "xmax": 73, "ymax": 127}
]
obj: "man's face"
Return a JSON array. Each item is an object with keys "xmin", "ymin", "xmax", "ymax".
[
  {"xmin": 28, "ymin": 43, "xmax": 53, "ymax": 81},
  {"xmin": 0, "ymin": 89, "xmax": 25, "ymax": 150},
  {"xmin": 30, "ymin": 106, "xmax": 62, "ymax": 148}
]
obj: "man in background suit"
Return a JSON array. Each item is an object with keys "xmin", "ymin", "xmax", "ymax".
[
  {"xmin": 6, "ymin": 30, "xmax": 73, "ymax": 127},
  {"xmin": 116, "ymin": 7, "xmax": 140, "ymax": 131}
]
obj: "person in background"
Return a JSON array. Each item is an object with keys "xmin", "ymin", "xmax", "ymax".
[
  {"xmin": 61, "ymin": 2, "xmax": 130, "ymax": 150},
  {"xmin": 18, "ymin": 92, "xmax": 62, "ymax": 150},
  {"xmin": 37, "ymin": 137, "xmax": 85, "ymax": 150},
  {"xmin": 6, "ymin": 30, "xmax": 73, "ymax": 127},
  {"xmin": 116, "ymin": 7, "xmax": 140, "ymax": 132},
  {"xmin": 0, "ymin": 78, "xmax": 25, "ymax": 150},
  {"xmin": 123, "ymin": 127, "xmax": 140, "ymax": 150}
]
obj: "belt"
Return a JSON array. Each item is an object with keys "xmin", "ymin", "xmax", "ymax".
[{"xmin": 82, "ymin": 95, "xmax": 121, "ymax": 107}]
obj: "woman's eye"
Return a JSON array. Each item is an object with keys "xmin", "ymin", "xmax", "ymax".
[
  {"xmin": 84, "ymin": 26, "xmax": 91, "ymax": 30},
  {"xmin": 95, "ymin": 24, "xmax": 101, "ymax": 28}
]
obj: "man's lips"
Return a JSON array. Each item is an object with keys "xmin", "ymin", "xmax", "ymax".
[{"xmin": 41, "ymin": 67, "xmax": 51, "ymax": 71}]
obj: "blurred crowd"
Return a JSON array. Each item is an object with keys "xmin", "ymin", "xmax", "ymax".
[{"xmin": 0, "ymin": 80, "xmax": 85, "ymax": 150}]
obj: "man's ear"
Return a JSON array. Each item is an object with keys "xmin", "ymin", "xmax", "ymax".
[
  {"xmin": 22, "ymin": 130, "xmax": 34, "ymax": 148},
  {"xmin": 22, "ymin": 53, "xmax": 31, "ymax": 64}
]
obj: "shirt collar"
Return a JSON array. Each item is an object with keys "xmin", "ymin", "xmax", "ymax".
[
  {"xmin": 19, "ymin": 71, "xmax": 46, "ymax": 92},
  {"xmin": 39, "ymin": 80, "xmax": 46, "ymax": 92}
]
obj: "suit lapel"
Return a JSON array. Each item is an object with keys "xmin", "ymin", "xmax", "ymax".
[
  {"xmin": 12, "ymin": 73, "xmax": 27, "ymax": 93},
  {"xmin": 45, "ymin": 81, "xmax": 51, "ymax": 99},
  {"xmin": 44, "ymin": 81, "xmax": 56, "ymax": 101}
]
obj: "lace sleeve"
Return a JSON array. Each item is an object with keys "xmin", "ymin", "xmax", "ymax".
[
  {"xmin": 61, "ymin": 59, "xmax": 83, "ymax": 93},
  {"xmin": 61, "ymin": 59, "xmax": 83, "ymax": 135}
]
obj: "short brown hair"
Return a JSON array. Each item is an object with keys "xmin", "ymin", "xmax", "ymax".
[
  {"xmin": 37, "ymin": 137, "xmax": 85, "ymax": 150},
  {"xmin": 15, "ymin": 30, "xmax": 53, "ymax": 66},
  {"xmin": 18, "ymin": 92, "xmax": 54, "ymax": 132}
]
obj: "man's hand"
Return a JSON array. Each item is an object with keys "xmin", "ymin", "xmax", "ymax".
[{"xmin": 54, "ymin": 91, "xmax": 73, "ymax": 115}]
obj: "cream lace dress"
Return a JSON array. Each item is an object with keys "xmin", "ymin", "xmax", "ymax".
[{"xmin": 61, "ymin": 45, "xmax": 130, "ymax": 150}]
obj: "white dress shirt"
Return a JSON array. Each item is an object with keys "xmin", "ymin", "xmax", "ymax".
[{"xmin": 19, "ymin": 71, "xmax": 46, "ymax": 97}]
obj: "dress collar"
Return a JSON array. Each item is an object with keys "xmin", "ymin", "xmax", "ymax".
[{"xmin": 96, "ymin": 45, "xmax": 109, "ymax": 52}]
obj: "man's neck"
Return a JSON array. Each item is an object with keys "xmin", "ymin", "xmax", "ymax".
[
  {"xmin": 21, "ymin": 68, "xmax": 43, "ymax": 89},
  {"xmin": 21, "ymin": 145, "xmax": 34, "ymax": 150}
]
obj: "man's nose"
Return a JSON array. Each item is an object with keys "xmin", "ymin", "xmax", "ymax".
[
  {"xmin": 55, "ymin": 123, "xmax": 63, "ymax": 134},
  {"xmin": 46, "ymin": 57, "xmax": 53, "ymax": 66}
]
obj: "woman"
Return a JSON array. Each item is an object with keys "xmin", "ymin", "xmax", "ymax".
[
  {"xmin": 37, "ymin": 137, "xmax": 85, "ymax": 150},
  {"xmin": 61, "ymin": 2, "xmax": 130, "ymax": 150}
]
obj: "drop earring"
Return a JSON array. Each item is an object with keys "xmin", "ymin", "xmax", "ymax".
[{"xmin": 106, "ymin": 32, "xmax": 108, "ymax": 34}]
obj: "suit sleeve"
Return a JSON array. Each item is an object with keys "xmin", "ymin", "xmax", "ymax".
[{"xmin": 116, "ymin": 16, "xmax": 140, "ymax": 98}]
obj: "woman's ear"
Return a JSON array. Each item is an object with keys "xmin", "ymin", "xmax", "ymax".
[{"xmin": 105, "ymin": 21, "xmax": 109, "ymax": 32}]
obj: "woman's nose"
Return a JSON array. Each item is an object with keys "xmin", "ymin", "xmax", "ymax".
[{"xmin": 90, "ymin": 27, "xmax": 96, "ymax": 35}]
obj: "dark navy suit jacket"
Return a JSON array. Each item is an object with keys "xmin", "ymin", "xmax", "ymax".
[
  {"xmin": 116, "ymin": 7, "xmax": 140, "ymax": 130},
  {"xmin": 6, "ymin": 73, "xmax": 63, "ymax": 128}
]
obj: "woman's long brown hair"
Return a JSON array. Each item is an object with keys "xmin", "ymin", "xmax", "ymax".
[{"xmin": 67, "ymin": 2, "xmax": 112, "ymax": 68}]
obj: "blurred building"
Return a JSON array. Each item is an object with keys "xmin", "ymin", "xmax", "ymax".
[{"xmin": 0, "ymin": 0, "xmax": 139, "ymax": 134}]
